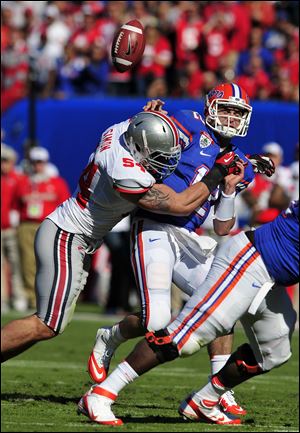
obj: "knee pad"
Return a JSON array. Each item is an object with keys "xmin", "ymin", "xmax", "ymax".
[
  {"xmin": 178, "ymin": 335, "xmax": 201, "ymax": 357},
  {"xmin": 146, "ymin": 304, "xmax": 171, "ymax": 331},
  {"xmin": 260, "ymin": 333, "xmax": 293, "ymax": 371},
  {"xmin": 146, "ymin": 329, "xmax": 179, "ymax": 364}
]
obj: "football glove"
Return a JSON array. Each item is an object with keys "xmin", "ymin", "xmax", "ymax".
[
  {"xmin": 246, "ymin": 154, "xmax": 275, "ymax": 177},
  {"xmin": 215, "ymin": 151, "xmax": 243, "ymax": 176}
]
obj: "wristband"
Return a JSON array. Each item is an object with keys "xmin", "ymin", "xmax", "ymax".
[
  {"xmin": 214, "ymin": 191, "xmax": 236, "ymax": 221},
  {"xmin": 201, "ymin": 166, "xmax": 225, "ymax": 193}
]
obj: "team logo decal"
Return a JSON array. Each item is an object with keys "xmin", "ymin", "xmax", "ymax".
[
  {"xmin": 207, "ymin": 89, "xmax": 224, "ymax": 99},
  {"xmin": 199, "ymin": 131, "xmax": 213, "ymax": 148}
]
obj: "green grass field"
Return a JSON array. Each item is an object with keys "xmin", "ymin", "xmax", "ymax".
[{"xmin": 1, "ymin": 305, "xmax": 299, "ymax": 432}]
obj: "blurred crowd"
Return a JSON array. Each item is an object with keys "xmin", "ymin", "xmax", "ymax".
[{"xmin": 1, "ymin": 0, "xmax": 299, "ymax": 112}]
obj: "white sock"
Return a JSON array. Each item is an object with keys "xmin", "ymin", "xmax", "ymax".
[
  {"xmin": 193, "ymin": 376, "xmax": 228, "ymax": 404},
  {"xmin": 98, "ymin": 361, "xmax": 139, "ymax": 395},
  {"xmin": 110, "ymin": 324, "xmax": 127, "ymax": 346},
  {"xmin": 210, "ymin": 354, "xmax": 231, "ymax": 376}
]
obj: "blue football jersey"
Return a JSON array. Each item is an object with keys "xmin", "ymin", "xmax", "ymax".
[
  {"xmin": 254, "ymin": 201, "xmax": 299, "ymax": 286},
  {"xmin": 136, "ymin": 110, "xmax": 255, "ymax": 232}
]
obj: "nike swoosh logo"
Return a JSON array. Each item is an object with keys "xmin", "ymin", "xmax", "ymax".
[
  {"xmin": 149, "ymin": 238, "xmax": 161, "ymax": 242},
  {"xmin": 125, "ymin": 34, "xmax": 131, "ymax": 55},
  {"xmin": 201, "ymin": 399, "xmax": 219, "ymax": 408},
  {"xmin": 252, "ymin": 282, "xmax": 261, "ymax": 289},
  {"xmin": 224, "ymin": 157, "xmax": 232, "ymax": 163},
  {"xmin": 200, "ymin": 150, "xmax": 210, "ymax": 157},
  {"xmin": 89, "ymin": 353, "xmax": 105, "ymax": 380}
]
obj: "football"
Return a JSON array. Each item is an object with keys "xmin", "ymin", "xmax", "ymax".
[{"xmin": 111, "ymin": 20, "xmax": 145, "ymax": 72}]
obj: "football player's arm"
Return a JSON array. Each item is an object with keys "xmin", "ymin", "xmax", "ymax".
[
  {"xmin": 120, "ymin": 181, "xmax": 211, "ymax": 216},
  {"xmin": 213, "ymin": 161, "xmax": 245, "ymax": 236},
  {"xmin": 120, "ymin": 152, "xmax": 242, "ymax": 216}
]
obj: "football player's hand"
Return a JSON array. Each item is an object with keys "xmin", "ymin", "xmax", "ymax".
[
  {"xmin": 215, "ymin": 151, "xmax": 243, "ymax": 176},
  {"xmin": 246, "ymin": 153, "xmax": 275, "ymax": 177},
  {"xmin": 223, "ymin": 161, "xmax": 245, "ymax": 195},
  {"xmin": 143, "ymin": 99, "xmax": 168, "ymax": 114}
]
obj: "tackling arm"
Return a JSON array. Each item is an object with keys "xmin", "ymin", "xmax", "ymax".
[
  {"xmin": 121, "ymin": 152, "xmax": 243, "ymax": 216},
  {"xmin": 120, "ymin": 181, "xmax": 211, "ymax": 216}
]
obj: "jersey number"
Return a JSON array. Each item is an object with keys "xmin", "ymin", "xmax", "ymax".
[
  {"xmin": 122, "ymin": 158, "xmax": 145, "ymax": 172},
  {"xmin": 76, "ymin": 160, "xmax": 98, "ymax": 209}
]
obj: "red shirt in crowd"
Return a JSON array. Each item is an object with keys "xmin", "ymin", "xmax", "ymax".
[
  {"xmin": 16, "ymin": 175, "xmax": 71, "ymax": 223},
  {"xmin": 1, "ymin": 170, "xmax": 25, "ymax": 229},
  {"xmin": 137, "ymin": 35, "xmax": 172, "ymax": 78}
]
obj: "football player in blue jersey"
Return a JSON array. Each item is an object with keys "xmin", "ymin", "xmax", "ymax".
[
  {"xmin": 79, "ymin": 200, "xmax": 298, "ymax": 426},
  {"xmin": 84, "ymin": 83, "xmax": 275, "ymax": 423}
]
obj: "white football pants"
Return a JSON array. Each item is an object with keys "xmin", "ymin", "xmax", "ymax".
[
  {"xmin": 131, "ymin": 218, "xmax": 217, "ymax": 331},
  {"xmin": 167, "ymin": 231, "xmax": 297, "ymax": 371}
]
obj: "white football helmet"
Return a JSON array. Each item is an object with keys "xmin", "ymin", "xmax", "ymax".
[
  {"xmin": 205, "ymin": 83, "xmax": 252, "ymax": 138},
  {"xmin": 124, "ymin": 111, "xmax": 181, "ymax": 180}
]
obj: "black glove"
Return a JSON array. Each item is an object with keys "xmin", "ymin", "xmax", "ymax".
[{"xmin": 246, "ymin": 153, "xmax": 275, "ymax": 177}]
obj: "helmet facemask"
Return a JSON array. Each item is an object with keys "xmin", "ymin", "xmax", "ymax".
[
  {"xmin": 140, "ymin": 148, "xmax": 181, "ymax": 180},
  {"xmin": 206, "ymin": 98, "xmax": 252, "ymax": 138}
]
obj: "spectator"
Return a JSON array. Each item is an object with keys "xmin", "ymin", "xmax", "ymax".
[
  {"xmin": 241, "ymin": 142, "xmax": 292, "ymax": 226},
  {"xmin": 202, "ymin": 11, "xmax": 230, "ymax": 72},
  {"xmin": 136, "ymin": 21, "xmax": 172, "ymax": 95},
  {"xmin": 1, "ymin": 143, "xmax": 27, "ymax": 312},
  {"xmin": 83, "ymin": 39, "xmax": 110, "ymax": 96},
  {"xmin": 236, "ymin": 52, "xmax": 273, "ymax": 99},
  {"xmin": 1, "ymin": 27, "xmax": 29, "ymax": 112},
  {"xmin": 174, "ymin": 2, "xmax": 203, "ymax": 70},
  {"xmin": 16, "ymin": 146, "xmax": 71, "ymax": 308}
]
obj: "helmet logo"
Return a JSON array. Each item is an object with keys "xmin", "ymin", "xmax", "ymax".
[
  {"xmin": 208, "ymin": 89, "xmax": 224, "ymax": 99},
  {"xmin": 199, "ymin": 131, "xmax": 213, "ymax": 148}
]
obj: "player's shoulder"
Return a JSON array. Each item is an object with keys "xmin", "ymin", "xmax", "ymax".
[
  {"xmin": 171, "ymin": 109, "xmax": 205, "ymax": 149},
  {"xmin": 110, "ymin": 142, "xmax": 155, "ymax": 193},
  {"xmin": 171, "ymin": 109, "xmax": 204, "ymax": 133}
]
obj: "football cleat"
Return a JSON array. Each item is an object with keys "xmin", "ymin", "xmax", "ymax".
[
  {"xmin": 178, "ymin": 392, "xmax": 241, "ymax": 425},
  {"xmin": 77, "ymin": 386, "xmax": 123, "ymax": 426},
  {"xmin": 219, "ymin": 390, "xmax": 247, "ymax": 416},
  {"xmin": 88, "ymin": 327, "xmax": 117, "ymax": 383}
]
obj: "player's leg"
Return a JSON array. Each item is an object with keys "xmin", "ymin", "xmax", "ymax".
[
  {"xmin": 88, "ymin": 220, "xmax": 176, "ymax": 383},
  {"xmin": 1, "ymin": 219, "xmax": 91, "ymax": 362},
  {"xmin": 186, "ymin": 288, "xmax": 297, "ymax": 418},
  {"xmin": 172, "ymin": 233, "xmax": 245, "ymax": 415},
  {"xmin": 175, "ymin": 232, "xmax": 272, "ymax": 422},
  {"xmin": 79, "ymin": 232, "xmax": 262, "ymax": 425},
  {"xmin": 240, "ymin": 284, "xmax": 297, "ymax": 372},
  {"xmin": 204, "ymin": 285, "xmax": 297, "ymax": 392}
]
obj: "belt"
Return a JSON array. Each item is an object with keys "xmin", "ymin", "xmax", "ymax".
[{"xmin": 245, "ymin": 230, "xmax": 256, "ymax": 247}]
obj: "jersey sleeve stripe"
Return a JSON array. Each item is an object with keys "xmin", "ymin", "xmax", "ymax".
[
  {"xmin": 114, "ymin": 185, "xmax": 150, "ymax": 194},
  {"xmin": 170, "ymin": 116, "xmax": 193, "ymax": 142}
]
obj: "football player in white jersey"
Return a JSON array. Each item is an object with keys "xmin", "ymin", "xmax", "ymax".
[{"xmin": 1, "ymin": 109, "xmax": 241, "ymax": 362}]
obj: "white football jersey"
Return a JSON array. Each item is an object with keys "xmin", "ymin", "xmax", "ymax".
[{"xmin": 48, "ymin": 119, "xmax": 156, "ymax": 240}]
